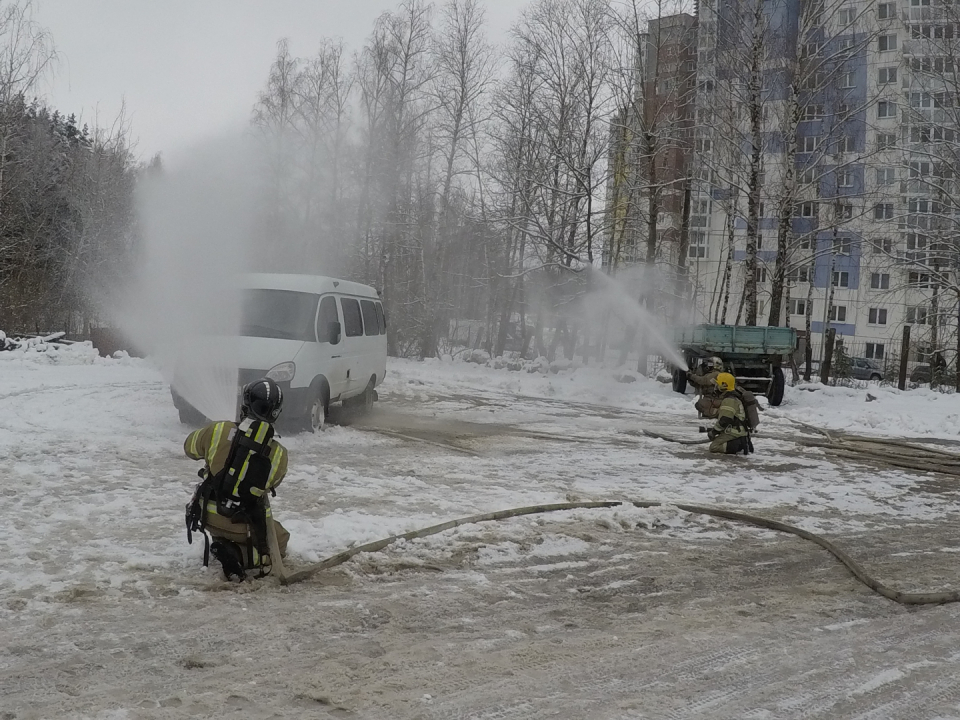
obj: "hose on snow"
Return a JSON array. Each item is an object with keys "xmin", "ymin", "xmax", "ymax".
[{"xmin": 279, "ymin": 500, "xmax": 960, "ymax": 605}]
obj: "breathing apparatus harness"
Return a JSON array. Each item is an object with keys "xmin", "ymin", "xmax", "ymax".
[{"xmin": 185, "ymin": 419, "xmax": 276, "ymax": 575}]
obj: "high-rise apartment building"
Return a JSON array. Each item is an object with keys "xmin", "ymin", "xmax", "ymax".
[
  {"xmin": 606, "ymin": 13, "xmax": 698, "ymax": 278},
  {"xmin": 684, "ymin": 0, "xmax": 960, "ymax": 370}
]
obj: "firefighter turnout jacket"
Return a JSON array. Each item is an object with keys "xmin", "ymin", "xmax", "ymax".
[
  {"xmin": 712, "ymin": 394, "xmax": 748, "ymax": 439},
  {"xmin": 184, "ymin": 420, "xmax": 288, "ymax": 522}
]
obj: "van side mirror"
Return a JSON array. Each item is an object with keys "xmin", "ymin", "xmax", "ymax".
[{"xmin": 328, "ymin": 321, "xmax": 341, "ymax": 345}]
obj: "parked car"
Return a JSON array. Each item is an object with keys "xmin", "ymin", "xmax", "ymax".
[
  {"xmin": 849, "ymin": 357, "xmax": 883, "ymax": 381},
  {"xmin": 910, "ymin": 363, "xmax": 956, "ymax": 385}
]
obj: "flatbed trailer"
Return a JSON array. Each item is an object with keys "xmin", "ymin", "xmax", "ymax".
[{"xmin": 671, "ymin": 324, "xmax": 798, "ymax": 406}]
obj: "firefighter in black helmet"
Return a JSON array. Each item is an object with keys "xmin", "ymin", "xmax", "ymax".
[{"xmin": 184, "ymin": 378, "xmax": 290, "ymax": 580}]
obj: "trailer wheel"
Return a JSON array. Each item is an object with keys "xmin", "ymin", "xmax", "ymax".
[
  {"xmin": 672, "ymin": 367, "xmax": 688, "ymax": 394},
  {"xmin": 767, "ymin": 366, "xmax": 785, "ymax": 406}
]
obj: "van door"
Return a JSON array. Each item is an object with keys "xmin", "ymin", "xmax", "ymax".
[
  {"xmin": 311, "ymin": 295, "xmax": 349, "ymax": 400},
  {"xmin": 339, "ymin": 296, "xmax": 366, "ymax": 397},
  {"xmin": 358, "ymin": 298, "xmax": 383, "ymax": 389}
]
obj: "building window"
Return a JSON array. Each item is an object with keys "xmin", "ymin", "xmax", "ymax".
[
  {"xmin": 691, "ymin": 199, "xmax": 710, "ymax": 227},
  {"xmin": 877, "ymin": 133, "xmax": 896, "ymax": 150},
  {"xmin": 878, "ymin": 34, "xmax": 897, "ymax": 52},
  {"xmin": 909, "ymin": 161, "xmax": 931, "ymax": 178},
  {"xmin": 799, "ymin": 167, "xmax": 816, "ymax": 183},
  {"xmin": 755, "ymin": 267, "xmax": 768, "ymax": 283},
  {"xmin": 906, "ymin": 233, "xmax": 928, "ymax": 262},
  {"xmin": 803, "ymin": 72, "xmax": 825, "ymax": 89},
  {"xmin": 833, "ymin": 237, "xmax": 852, "ymax": 255},
  {"xmin": 803, "ymin": 104, "xmax": 825, "ymax": 120},
  {"xmin": 874, "ymin": 203, "xmax": 894, "ymax": 220},
  {"xmin": 789, "ymin": 267, "xmax": 811, "ymax": 283},
  {"xmin": 829, "ymin": 305, "xmax": 848, "ymax": 322},
  {"xmin": 871, "ymin": 272, "xmax": 890, "ymax": 289},
  {"xmin": 877, "ymin": 100, "xmax": 896, "ymax": 118},
  {"xmin": 872, "ymin": 238, "xmax": 893, "ymax": 254},
  {"xmin": 791, "ymin": 299, "xmax": 807, "ymax": 315},
  {"xmin": 839, "ymin": 7, "xmax": 856, "ymax": 24},
  {"xmin": 837, "ymin": 203, "xmax": 854, "ymax": 220},
  {"xmin": 838, "ymin": 37, "xmax": 855, "ymax": 52},
  {"xmin": 838, "ymin": 170, "xmax": 854, "ymax": 187},
  {"xmin": 798, "ymin": 202, "xmax": 818, "ymax": 217},
  {"xmin": 878, "ymin": 2, "xmax": 895, "ymax": 18},
  {"xmin": 840, "ymin": 71, "xmax": 856, "ymax": 89},
  {"xmin": 838, "ymin": 136, "xmax": 856, "ymax": 153},
  {"xmin": 910, "ymin": 126, "xmax": 931, "ymax": 144},
  {"xmin": 832, "ymin": 271, "xmax": 850, "ymax": 287},
  {"xmin": 802, "ymin": 136, "xmax": 820, "ymax": 152},
  {"xmin": 907, "ymin": 306, "xmax": 928, "ymax": 324},
  {"xmin": 868, "ymin": 308, "xmax": 888, "ymax": 325},
  {"xmin": 911, "ymin": 92, "xmax": 933, "ymax": 108},
  {"xmin": 689, "ymin": 231, "xmax": 708, "ymax": 258},
  {"xmin": 799, "ymin": 236, "xmax": 812, "ymax": 249},
  {"xmin": 878, "ymin": 67, "xmax": 897, "ymax": 84},
  {"xmin": 912, "ymin": 0, "xmax": 931, "ymax": 6},
  {"xmin": 909, "ymin": 271, "xmax": 931, "ymax": 287},
  {"xmin": 801, "ymin": 42, "xmax": 823, "ymax": 58},
  {"xmin": 876, "ymin": 167, "xmax": 896, "ymax": 185},
  {"xmin": 910, "ymin": 24, "xmax": 933, "ymax": 39},
  {"xmin": 865, "ymin": 343, "xmax": 885, "ymax": 360}
]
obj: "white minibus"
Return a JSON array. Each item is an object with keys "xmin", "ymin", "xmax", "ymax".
[{"xmin": 172, "ymin": 273, "xmax": 387, "ymax": 431}]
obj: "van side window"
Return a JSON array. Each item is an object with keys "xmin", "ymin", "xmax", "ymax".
[
  {"xmin": 340, "ymin": 298, "xmax": 364, "ymax": 337},
  {"xmin": 360, "ymin": 300, "xmax": 379, "ymax": 336},
  {"xmin": 375, "ymin": 302, "xmax": 386, "ymax": 334},
  {"xmin": 316, "ymin": 296, "xmax": 339, "ymax": 344}
]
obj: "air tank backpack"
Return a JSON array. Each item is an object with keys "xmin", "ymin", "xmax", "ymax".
[
  {"xmin": 732, "ymin": 388, "xmax": 758, "ymax": 455},
  {"xmin": 185, "ymin": 420, "xmax": 276, "ymax": 571},
  {"xmin": 734, "ymin": 388, "xmax": 760, "ymax": 433}
]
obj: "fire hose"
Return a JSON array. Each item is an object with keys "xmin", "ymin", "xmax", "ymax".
[{"xmin": 271, "ymin": 500, "xmax": 960, "ymax": 605}]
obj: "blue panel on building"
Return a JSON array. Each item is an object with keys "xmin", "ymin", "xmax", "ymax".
[{"xmin": 812, "ymin": 231, "xmax": 863, "ymax": 289}]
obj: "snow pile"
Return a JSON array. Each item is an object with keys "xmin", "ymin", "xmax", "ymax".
[
  {"xmin": 774, "ymin": 381, "xmax": 960, "ymax": 438},
  {"xmin": 0, "ymin": 330, "xmax": 145, "ymax": 367}
]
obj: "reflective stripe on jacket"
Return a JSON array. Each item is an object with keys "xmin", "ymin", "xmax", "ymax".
[
  {"xmin": 184, "ymin": 421, "xmax": 288, "ymax": 517},
  {"xmin": 712, "ymin": 395, "xmax": 748, "ymax": 438}
]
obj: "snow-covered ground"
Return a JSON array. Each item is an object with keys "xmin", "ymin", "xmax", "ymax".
[{"xmin": 2, "ymin": 342, "xmax": 960, "ymax": 718}]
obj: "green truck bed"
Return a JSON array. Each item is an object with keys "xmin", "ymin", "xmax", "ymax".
[{"xmin": 674, "ymin": 325, "xmax": 797, "ymax": 358}]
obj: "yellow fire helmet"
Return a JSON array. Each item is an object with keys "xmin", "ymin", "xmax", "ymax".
[{"xmin": 715, "ymin": 372, "xmax": 736, "ymax": 392}]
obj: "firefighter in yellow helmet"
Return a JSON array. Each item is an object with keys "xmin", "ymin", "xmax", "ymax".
[
  {"xmin": 706, "ymin": 373, "xmax": 753, "ymax": 455},
  {"xmin": 184, "ymin": 378, "xmax": 290, "ymax": 580},
  {"xmin": 687, "ymin": 356, "xmax": 724, "ymax": 418}
]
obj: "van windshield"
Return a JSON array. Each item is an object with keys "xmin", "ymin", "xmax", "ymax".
[{"xmin": 240, "ymin": 289, "xmax": 319, "ymax": 342}]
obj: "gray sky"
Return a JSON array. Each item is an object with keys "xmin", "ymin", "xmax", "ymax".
[{"xmin": 36, "ymin": 0, "xmax": 523, "ymax": 161}]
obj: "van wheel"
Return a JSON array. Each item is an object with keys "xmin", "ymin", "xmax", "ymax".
[
  {"xmin": 358, "ymin": 379, "xmax": 376, "ymax": 414},
  {"xmin": 870, "ymin": 373, "xmax": 882, "ymax": 382},
  {"xmin": 306, "ymin": 385, "xmax": 329, "ymax": 433}
]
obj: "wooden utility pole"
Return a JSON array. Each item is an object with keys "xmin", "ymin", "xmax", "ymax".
[{"xmin": 898, "ymin": 325, "xmax": 911, "ymax": 391}]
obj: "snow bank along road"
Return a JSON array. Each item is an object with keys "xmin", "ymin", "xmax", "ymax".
[{"xmin": 2, "ymin": 348, "xmax": 960, "ymax": 719}]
